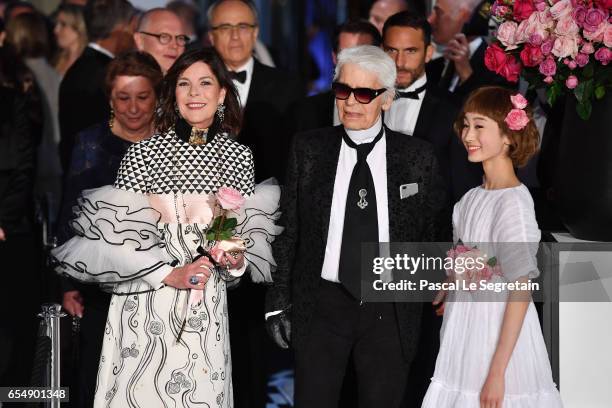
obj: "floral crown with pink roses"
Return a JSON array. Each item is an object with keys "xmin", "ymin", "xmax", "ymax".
[{"xmin": 504, "ymin": 93, "xmax": 530, "ymax": 131}]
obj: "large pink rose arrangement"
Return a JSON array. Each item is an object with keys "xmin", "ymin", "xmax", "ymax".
[{"xmin": 486, "ymin": 0, "xmax": 612, "ymax": 119}]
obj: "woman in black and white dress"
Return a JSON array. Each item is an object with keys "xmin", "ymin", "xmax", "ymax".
[{"xmin": 52, "ymin": 48, "xmax": 280, "ymax": 407}]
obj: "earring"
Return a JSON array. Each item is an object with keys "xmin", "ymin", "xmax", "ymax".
[
  {"xmin": 109, "ymin": 108, "xmax": 114, "ymax": 129},
  {"xmin": 216, "ymin": 103, "xmax": 225, "ymax": 123}
]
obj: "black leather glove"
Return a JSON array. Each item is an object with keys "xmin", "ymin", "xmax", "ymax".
[{"xmin": 265, "ymin": 309, "xmax": 291, "ymax": 349}]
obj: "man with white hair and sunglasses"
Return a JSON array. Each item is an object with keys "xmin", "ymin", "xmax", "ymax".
[{"xmin": 265, "ymin": 45, "xmax": 447, "ymax": 407}]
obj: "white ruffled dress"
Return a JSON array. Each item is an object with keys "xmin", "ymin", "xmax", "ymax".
[
  {"xmin": 52, "ymin": 129, "xmax": 282, "ymax": 407},
  {"xmin": 422, "ymin": 185, "xmax": 563, "ymax": 408}
]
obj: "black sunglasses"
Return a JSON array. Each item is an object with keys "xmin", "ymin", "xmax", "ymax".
[{"xmin": 331, "ymin": 82, "xmax": 387, "ymax": 104}]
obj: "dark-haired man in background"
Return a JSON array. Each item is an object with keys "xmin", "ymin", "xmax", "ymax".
[
  {"xmin": 382, "ymin": 11, "xmax": 481, "ymax": 202},
  {"xmin": 289, "ymin": 19, "xmax": 381, "ymax": 134}
]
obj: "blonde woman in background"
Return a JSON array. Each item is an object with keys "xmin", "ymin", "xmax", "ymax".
[{"xmin": 53, "ymin": 4, "xmax": 87, "ymax": 76}]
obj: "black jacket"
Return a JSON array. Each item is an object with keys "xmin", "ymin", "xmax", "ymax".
[
  {"xmin": 237, "ymin": 60, "xmax": 302, "ymax": 183},
  {"xmin": 266, "ymin": 125, "xmax": 447, "ymax": 362},
  {"xmin": 0, "ymin": 87, "xmax": 36, "ymax": 236},
  {"xmin": 58, "ymin": 46, "xmax": 112, "ymax": 171}
]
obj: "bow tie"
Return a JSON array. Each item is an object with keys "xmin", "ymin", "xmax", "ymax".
[
  {"xmin": 230, "ymin": 70, "xmax": 247, "ymax": 84},
  {"xmin": 396, "ymin": 83, "xmax": 427, "ymax": 100}
]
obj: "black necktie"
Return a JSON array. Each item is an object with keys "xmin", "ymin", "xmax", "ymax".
[
  {"xmin": 230, "ymin": 70, "xmax": 247, "ymax": 84},
  {"xmin": 396, "ymin": 82, "xmax": 428, "ymax": 100},
  {"xmin": 338, "ymin": 126, "xmax": 384, "ymax": 300}
]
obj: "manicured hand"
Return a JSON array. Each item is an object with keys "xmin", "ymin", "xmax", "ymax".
[{"xmin": 163, "ymin": 257, "xmax": 214, "ymax": 290}]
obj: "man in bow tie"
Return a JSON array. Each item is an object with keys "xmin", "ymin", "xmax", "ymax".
[
  {"xmin": 207, "ymin": 0, "xmax": 301, "ymax": 183},
  {"xmin": 207, "ymin": 2, "xmax": 302, "ymax": 408},
  {"xmin": 266, "ymin": 45, "xmax": 447, "ymax": 408},
  {"xmin": 383, "ymin": 11, "xmax": 482, "ymax": 202}
]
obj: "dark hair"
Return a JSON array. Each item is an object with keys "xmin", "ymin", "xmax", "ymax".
[
  {"xmin": 333, "ymin": 19, "xmax": 381, "ymax": 54},
  {"xmin": 3, "ymin": 1, "xmax": 35, "ymax": 23},
  {"xmin": 5, "ymin": 11, "xmax": 50, "ymax": 58},
  {"xmin": 104, "ymin": 51, "xmax": 163, "ymax": 98},
  {"xmin": 84, "ymin": 0, "xmax": 133, "ymax": 41},
  {"xmin": 156, "ymin": 47, "xmax": 242, "ymax": 136},
  {"xmin": 382, "ymin": 11, "xmax": 432, "ymax": 46},
  {"xmin": 454, "ymin": 86, "xmax": 539, "ymax": 168}
]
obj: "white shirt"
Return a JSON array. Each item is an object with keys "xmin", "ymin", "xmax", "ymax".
[
  {"xmin": 230, "ymin": 57, "xmax": 255, "ymax": 107},
  {"xmin": 87, "ymin": 42, "xmax": 114, "ymax": 59},
  {"xmin": 264, "ymin": 117, "xmax": 390, "ymax": 319},
  {"xmin": 384, "ymin": 74, "xmax": 427, "ymax": 136},
  {"xmin": 320, "ymin": 116, "xmax": 390, "ymax": 282},
  {"xmin": 448, "ymin": 37, "xmax": 483, "ymax": 92}
]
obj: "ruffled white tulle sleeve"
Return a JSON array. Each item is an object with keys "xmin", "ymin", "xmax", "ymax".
[
  {"xmin": 51, "ymin": 185, "xmax": 174, "ymax": 291},
  {"xmin": 234, "ymin": 179, "xmax": 283, "ymax": 283}
]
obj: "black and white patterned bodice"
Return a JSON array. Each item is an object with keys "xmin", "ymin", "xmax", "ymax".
[{"xmin": 114, "ymin": 129, "xmax": 255, "ymax": 196}]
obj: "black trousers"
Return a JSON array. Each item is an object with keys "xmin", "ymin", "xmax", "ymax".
[
  {"xmin": 227, "ymin": 279, "xmax": 268, "ymax": 408},
  {"xmin": 294, "ymin": 280, "xmax": 409, "ymax": 408}
]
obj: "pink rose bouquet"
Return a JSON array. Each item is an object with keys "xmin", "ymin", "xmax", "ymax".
[
  {"xmin": 446, "ymin": 242, "xmax": 502, "ymax": 289},
  {"xmin": 487, "ymin": 0, "xmax": 612, "ymax": 119}
]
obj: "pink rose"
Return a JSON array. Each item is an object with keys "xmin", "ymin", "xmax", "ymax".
[
  {"xmin": 535, "ymin": 0, "xmax": 548, "ymax": 12},
  {"xmin": 500, "ymin": 55, "xmax": 522, "ymax": 83},
  {"xmin": 529, "ymin": 33, "xmax": 544, "ymax": 45},
  {"xmin": 584, "ymin": 8, "xmax": 607, "ymax": 33},
  {"xmin": 572, "ymin": 6, "xmax": 587, "ymax": 27},
  {"xmin": 605, "ymin": 24, "xmax": 612, "ymax": 47},
  {"xmin": 541, "ymin": 38, "xmax": 555, "ymax": 55},
  {"xmin": 511, "ymin": 93, "xmax": 529, "ymax": 109},
  {"xmin": 514, "ymin": 0, "xmax": 537, "ymax": 21},
  {"xmin": 516, "ymin": 10, "xmax": 554, "ymax": 44},
  {"xmin": 539, "ymin": 56, "xmax": 557, "ymax": 76},
  {"xmin": 209, "ymin": 243, "xmax": 226, "ymax": 263},
  {"xmin": 505, "ymin": 109, "xmax": 530, "ymax": 130},
  {"xmin": 555, "ymin": 14, "xmax": 580, "ymax": 36},
  {"xmin": 594, "ymin": 47, "xmax": 612, "ymax": 65},
  {"xmin": 216, "ymin": 187, "xmax": 245, "ymax": 210},
  {"xmin": 492, "ymin": 3, "xmax": 511, "ymax": 18},
  {"xmin": 582, "ymin": 42, "xmax": 595, "ymax": 54},
  {"xmin": 485, "ymin": 43, "xmax": 508, "ymax": 74},
  {"xmin": 544, "ymin": 75, "xmax": 554, "ymax": 84},
  {"xmin": 566, "ymin": 75, "xmax": 579, "ymax": 89},
  {"xmin": 568, "ymin": 60, "xmax": 577, "ymax": 69},
  {"xmin": 552, "ymin": 35, "xmax": 580, "ymax": 58},
  {"xmin": 584, "ymin": 22, "xmax": 607, "ymax": 42},
  {"xmin": 520, "ymin": 43, "xmax": 545, "ymax": 66},
  {"xmin": 550, "ymin": 0, "xmax": 573, "ymax": 19},
  {"xmin": 497, "ymin": 21, "xmax": 519, "ymax": 49},
  {"xmin": 575, "ymin": 52, "xmax": 590, "ymax": 66}
]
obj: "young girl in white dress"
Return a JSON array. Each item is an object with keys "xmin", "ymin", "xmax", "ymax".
[{"xmin": 422, "ymin": 86, "xmax": 563, "ymax": 408}]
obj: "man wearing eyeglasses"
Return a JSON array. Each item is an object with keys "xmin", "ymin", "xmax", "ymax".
[
  {"xmin": 207, "ymin": 0, "xmax": 302, "ymax": 182},
  {"xmin": 134, "ymin": 8, "xmax": 187, "ymax": 74},
  {"xmin": 266, "ymin": 45, "xmax": 447, "ymax": 408}
]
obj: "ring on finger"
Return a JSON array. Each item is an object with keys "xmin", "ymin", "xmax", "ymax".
[
  {"xmin": 228, "ymin": 251, "xmax": 240, "ymax": 260},
  {"xmin": 189, "ymin": 275, "xmax": 200, "ymax": 285}
]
